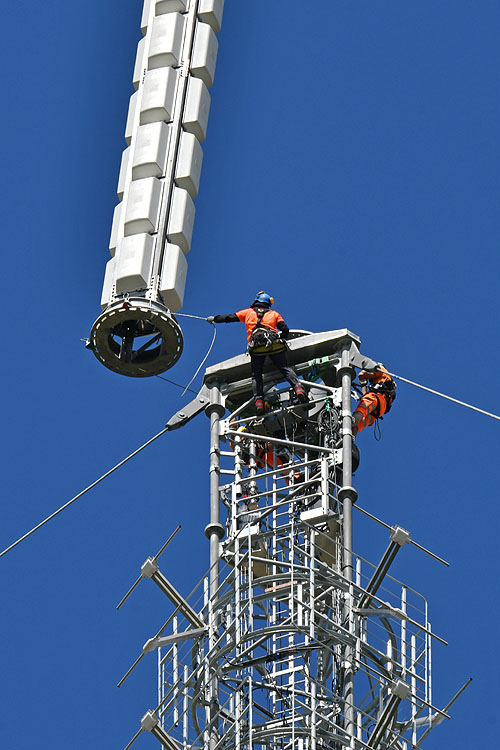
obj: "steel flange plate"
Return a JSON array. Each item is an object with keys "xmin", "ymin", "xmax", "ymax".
[{"xmin": 90, "ymin": 298, "xmax": 183, "ymax": 377}]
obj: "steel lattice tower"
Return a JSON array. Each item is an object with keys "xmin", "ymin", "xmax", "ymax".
[{"xmin": 121, "ymin": 330, "xmax": 463, "ymax": 750}]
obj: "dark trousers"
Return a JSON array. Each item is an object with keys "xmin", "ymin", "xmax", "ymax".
[{"xmin": 250, "ymin": 350, "xmax": 300, "ymax": 398}]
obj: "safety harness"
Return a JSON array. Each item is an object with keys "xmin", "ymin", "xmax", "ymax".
[
  {"xmin": 248, "ymin": 306, "xmax": 285, "ymax": 354},
  {"xmin": 370, "ymin": 380, "xmax": 397, "ymax": 418}
]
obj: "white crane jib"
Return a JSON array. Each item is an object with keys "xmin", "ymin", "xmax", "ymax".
[{"xmin": 90, "ymin": 0, "xmax": 224, "ymax": 377}]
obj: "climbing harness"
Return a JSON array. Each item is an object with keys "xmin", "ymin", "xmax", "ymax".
[
  {"xmin": 247, "ymin": 306, "xmax": 284, "ymax": 354},
  {"xmin": 370, "ymin": 379, "xmax": 397, "ymax": 414}
]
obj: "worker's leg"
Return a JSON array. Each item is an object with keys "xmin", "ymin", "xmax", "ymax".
[
  {"xmin": 269, "ymin": 350, "xmax": 308, "ymax": 401},
  {"xmin": 352, "ymin": 392, "xmax": 383, "ymax": 435},
  {"xmin": 250, "ymin": 354, "xmax": 266, "ymax": 397},
  {"xmin": 269, "ymin": 350, "xmax": 298, "ymax": 387}
]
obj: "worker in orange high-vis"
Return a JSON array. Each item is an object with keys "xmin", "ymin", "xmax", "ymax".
[
  {"xmin": 352, "ymin": 366, "xmax": 396, "ymax": 437},
  {"xmin": 208, "ymin": 292, "xmax": 307, "ymax": 415}
]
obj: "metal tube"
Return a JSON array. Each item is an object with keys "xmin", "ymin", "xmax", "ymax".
[
  {"xmin": 157, "ymin": 646, "xmax": 162, "ymax": 726},
  {"xmin": 183, "ymin": 665, "xmax": 188, "ymax": 747},
  {"xmin": 173, "ymin": 615, "xmax": 179, "ymax": 725},
  {"xmin": 401, "ymin": 587, "xmax": 407, "ymax": 680},
  {"xmin": 352, "ymin": 503, "xmax": 449, "ymax": 567},
  {"xmin": 340, "ymin": 344, "xmax": 355, "ymax": 739},
  {"xmin": 206, "ymin": 381, "xmax": 225, "ymax": 750},
  {"xmin": 417, "ymin": 678, "xmax": 473, "ymax": 745}
]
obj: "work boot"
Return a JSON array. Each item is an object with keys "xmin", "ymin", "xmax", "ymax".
[
  {"xmin": 294, "ymin": 384, "xmax": 308, "ymax": 404},
  {"xmin": 255, "ymin": 397, "xmax": 265, "ymax": 416}
]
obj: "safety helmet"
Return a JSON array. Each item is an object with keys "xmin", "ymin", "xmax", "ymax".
[{"xmin": 253, "ymin": 291, "xmax": 274, "ymax": 307}]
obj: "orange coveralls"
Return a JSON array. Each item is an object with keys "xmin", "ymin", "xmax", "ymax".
[{"xmin": 353, "ymin": 369, "xmax": 395, "ymax": 434}]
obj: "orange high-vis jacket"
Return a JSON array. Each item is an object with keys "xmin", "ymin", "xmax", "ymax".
[
  {"xmin": 358, "ymin": 367, "xmax": 392, "ymax": 386},
  {"xmin": 235, "ymin": 308, "xmax": 285, "ymax": 342},
  {"xmin": 354, "ymin": 392, "xmax": 391, "ymax": 433},
  {"xmin": 354, "ymin": 367, "xmax": 395, "ymax": 433}
]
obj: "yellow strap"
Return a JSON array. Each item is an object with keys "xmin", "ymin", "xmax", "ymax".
[{"xmin": 250, "ymin": 342, "xmax": 285, "ymax": 355}]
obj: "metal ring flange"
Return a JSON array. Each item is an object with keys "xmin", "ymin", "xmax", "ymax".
[{"xmin": 90, "ymin": 297, "xmax": 183, "ymax": 377}]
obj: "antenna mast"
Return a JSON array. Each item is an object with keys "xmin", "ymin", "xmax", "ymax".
[{"xmin": 122, "ymin": 330, "xmax": 456, "ymax": 749}]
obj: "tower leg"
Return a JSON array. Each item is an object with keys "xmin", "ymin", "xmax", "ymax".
[
  {"xmin": 204, "ymin": 382, "xmax": 225, "ymax": 750},
  {"xmin": 340, "ymin": 345, "xmax": 356, "ymax": 741}
]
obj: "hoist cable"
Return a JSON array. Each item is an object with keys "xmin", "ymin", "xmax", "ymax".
[
  {"xmin": 155, "ymin": 312, "xmax": 217, "ymax": 397},
  {"xmin": 155, "ymin": 374, "xmax": 198, "ymax": 394},
  {"xmin": 138, "ymin": 312, "xmax": 216, "ymax": 394},
  {"xmin": 388, "ymin": 372, "xmax": 500, "ymax": 423},
  {"xmin": 175, "ymin": 312, "xmax": 209, "ymax": 321},
  {"xmin": 0, "ymin": 427, "xmax": 169, "ymax": 560},
  {"xmin": 181, "ymin": 322, "xmax": 217, "ymax": 396},
  {"xmin": 137, "ymin": 366, "xmax": 198, "ymax": 394}
]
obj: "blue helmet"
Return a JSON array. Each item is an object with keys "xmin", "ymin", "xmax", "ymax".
[{"xmin": 253, "ymin": 291, "xmax": 274, "ymax": 307}]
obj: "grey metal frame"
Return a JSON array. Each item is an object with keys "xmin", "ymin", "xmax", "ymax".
[{"xmin": 121, "ymin": 329, "xmax": 463, "ymax": 750}]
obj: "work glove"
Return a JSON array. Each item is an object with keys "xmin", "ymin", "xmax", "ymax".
[{"xmin": 206, "ymin": 316, "xmax": 215, "ymax": 324}]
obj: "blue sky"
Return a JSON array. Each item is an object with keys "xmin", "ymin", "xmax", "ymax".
[{"xmin": 1, "ymin": 1, "xmax": 499, "ymax": 747}]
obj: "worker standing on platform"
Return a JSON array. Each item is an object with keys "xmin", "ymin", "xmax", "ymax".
[
  {"xmin": 352, "ymin": 366, "xmax": 396, "ymax": 436},
  {"xmin": 208, "ymin": 292, "xmax": 307, "ymax": 415}
]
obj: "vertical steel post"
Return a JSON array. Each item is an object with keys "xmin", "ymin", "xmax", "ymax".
[
  {"xmin": 205, "ymin": 380, "xmax": 225, "ymax": 750},
  {"xmin": 338, "ymin": 344, "xmax": 357, "ymax": 741}
]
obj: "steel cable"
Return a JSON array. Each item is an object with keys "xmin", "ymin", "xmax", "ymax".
[
  {"xmin": 388, "ymin": 371, "xmax": 500, "ymax": 423},
  {"xmin": 155, "ymin": 374, "xmax": 198, "ymax": 394},
  {"xmin": 180, "ymin": 321, "xmax": 217, "ymax": 396},
  {"xmin": 0, "ymin": 427, "xmax": 169, "ymax": 559},
  {"xmin": 169, "ymin": 312, "xmax": 217, "ymax": 396}
]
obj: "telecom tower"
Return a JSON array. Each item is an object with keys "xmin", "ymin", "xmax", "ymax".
[
  {"xmin": 116, "ymin": 330, "xmax": 466, "ymax": 750},
  {"xmin": 88, "ymin": 3, "xmax": 467, "ymax": 748}
]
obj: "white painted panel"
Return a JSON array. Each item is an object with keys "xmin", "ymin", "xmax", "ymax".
[
  {"xmin": 183, "ymin": 76, "xmax": 211, "ymax": 142},
  {"xmin": 133, "ymin": 122, "xmax": 169, "ymax": 179},
  {"xmin": 156, "ymin": 0, "xmax": 187, "ymax": 13},
  {"xmin": 149, "ymin": 13, "xmax": 184, "ymax": 70},
  {"xmin": 117, "ymin": 146, "xmax": 131, "ymax": 200},
  {"xmin": 167, "ymin": 187, "xmax": 195, "ymax": 254},
  {"xmin": 175, "ymin": 131, "xmax": 203, "ymax": 198},
  {"xmin": 191, "ymin": 22, "xmax": 218, "ymax": 88},
  {"xmin": 141, "ymin": 0, "xmax": 152, "ymax": 35},
  {"xmin": 133, "ymin": 37, "xmax": 147, "ymax": 90},
  {"xmin": 109, "ymin": 203, "xmax": 122, "ymax": 256},
  {"xmin": 198, "ymin": 0, "xmax": 224, "ymax": 33},
  {"xmin": 159, "ymin": 243, "xmax": 188, "ymax": 311},
  {"xmin": 101, "ymin": 257, "xmax": 116, "ymax": 309},
  {"xmin": 115, "ymin": 233, "xmax": 154, "ymax": 293},
  {"xmin": 125, "ymin": 91, "xmax": 138, "ymax": 145},
  {"xmin": 124, "ymin": 177, "xmax": 162, "ymax": 236},
  {"xmin": 140, "ymin": 67, "xmax": 177, "ymax": 124}
]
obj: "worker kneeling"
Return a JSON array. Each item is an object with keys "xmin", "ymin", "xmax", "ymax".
[
  {"xmin": 209, "ymin": 292, "xmax": 307, "ymax": 415},
  {"xmin": 353, "ymin": 366, "xmax": 396, "ymax": 436}
]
